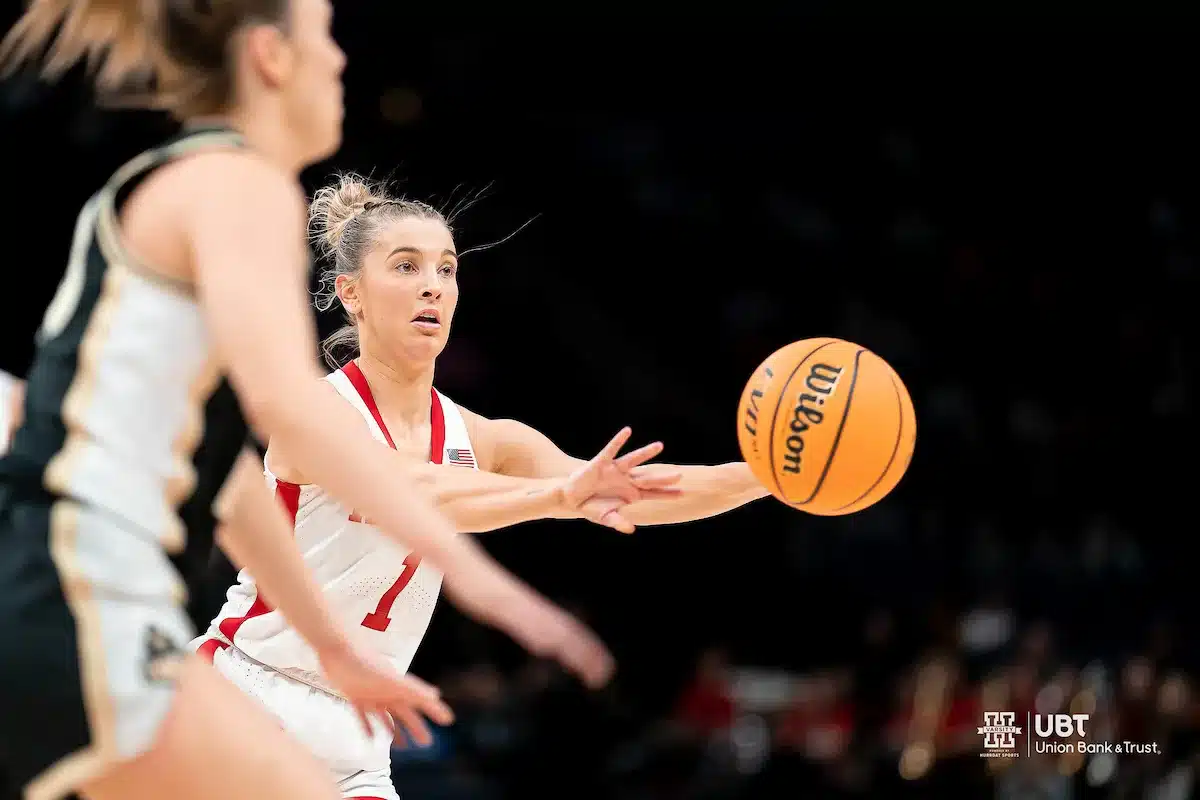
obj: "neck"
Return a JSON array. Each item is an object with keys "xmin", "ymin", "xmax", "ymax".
[
  {"xmin": 188, "ymin": 107, "xmax": 307, "ymax": 175},
  {"xmin": 354, "ymin": 340, "xmax": 435, "ymax": 428}
]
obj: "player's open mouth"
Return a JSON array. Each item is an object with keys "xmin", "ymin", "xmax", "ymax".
[{"xmin": 411, "ymin": 310, "xmax": 441, "ymax": 331}]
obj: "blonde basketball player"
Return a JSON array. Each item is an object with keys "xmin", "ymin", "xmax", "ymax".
[
  {"xmin": 192, "ymin": 175, "xmax": 767, "ymax": 800},
  {"xmin": 0, "ymin": 3, "xmax": 676, "ymax": 800},
  {"xmin": 305, "ymin": 176, "xmax": 769, "ymax": 534}
]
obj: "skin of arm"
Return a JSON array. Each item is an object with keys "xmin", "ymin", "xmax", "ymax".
[
  {"xmin": 463, "ymin": 411, "xmax": 770, "ymax": 527},
  {"xmin": 264, "ymin": 394, "xmax": 585, "ymax": 534},
  {"xmin": 212, "ymin": 448, "xmax": 351, "ymax": 657}
]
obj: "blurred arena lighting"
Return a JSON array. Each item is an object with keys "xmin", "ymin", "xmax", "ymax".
[
  {"xmin": 1071, "ymin": 688, "xmax": 1097, "ymax": 716},
  {"xmin": 1059, "ymin": 748, "xmax": 1085, "ymax": 776},
  {"xmin": 1035, "ymin": 683, "xmax": 1065, "ymax": 714},
  {"xmin": 899, "ymin": 658, "xmax": 950, "ymax": 779},
  {"xmin": 1086, "ymin": 752, "xmax": 1118, "ymax": 787},
  {"xmin": 730, "ymin": 714, "xmax": 770, "ymax": 775},
  {"xmin": 1159, "ymin": 672, "xmax": 1188, "ymax": 715},
  {"xmin": 898, "ymin": 741, "xmax": 934, "ymax": 781},
  {"xmin": 380, "ymin": 87, "xmax": 422, "ymax": 126}
]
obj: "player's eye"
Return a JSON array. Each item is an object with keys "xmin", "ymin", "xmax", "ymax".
[
  {"xmin": 394, "ymin": 261, "xmax": 416, "ymax": 273},
  {"xmin": 438, "ymin": 263, "xmax": 457, "ymax": 277}
]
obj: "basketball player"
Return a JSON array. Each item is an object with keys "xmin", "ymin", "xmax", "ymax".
[
  {"xmin": 303, "ymin": 175, "xmax": 770, "ymax": 531},
  {"xmin": 0, "ymin": 3, "xmax": 673, "ymax": 800},
  {"xmin": 189, "ymin": 174, "xmax": 769, "ymax": 800}
]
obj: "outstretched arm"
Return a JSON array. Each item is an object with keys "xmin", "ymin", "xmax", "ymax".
[
  {"xmin": 470, "ymin": 414, "xmax": 769, "ymax": 527},
  {"xmin": 267, "ymin": 403, "xmax": 676, "ymax": 535}
]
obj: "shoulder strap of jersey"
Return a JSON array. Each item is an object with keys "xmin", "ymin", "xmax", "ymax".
[
  {"xmin": 325, "ymin": 365, "xmax": 394, "ymax": 448},
  {"xmin": 92, "ymin": 126, "xmax": 246, "ymax": 289},
  {"xmin": 103, "ymin": 125, "xmax": 245, "ymax": 203},
  {"xmin": 434, "ymin": 390, "xmax": 475, "ymax": 468}
]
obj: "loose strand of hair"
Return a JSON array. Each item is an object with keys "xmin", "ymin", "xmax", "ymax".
[
  {"xmin": 320, "ymin": 324, "xmax": 360, "ymax": 370},
  {"xmin": 442, "ymin": 182, "xmax": 493, "ymax": 228},
  {"xmin": 457, "ymin": 213, "xmax": 542, "ymax": 258}
]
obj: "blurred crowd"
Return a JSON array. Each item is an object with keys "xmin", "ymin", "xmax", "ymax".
[{"xmin": 397, "ymin": 606, "xmax": 1197, "ymax": 800}]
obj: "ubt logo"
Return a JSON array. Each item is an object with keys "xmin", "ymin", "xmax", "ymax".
[{"xmin": 1034, "ymin": 713, "xmax": 1088, "ymax": 739}]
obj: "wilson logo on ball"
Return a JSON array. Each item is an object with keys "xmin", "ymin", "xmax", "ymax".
[
  {"xmin": 736, "ymin": 337, "xmax": 916, "ymax": 516},
  {"xmin": 781, "ymin": 363, "xmax": 843, "ymax": 475}
]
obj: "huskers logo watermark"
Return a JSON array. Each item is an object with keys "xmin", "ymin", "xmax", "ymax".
[{"xmin": 979, "ymin": 712, "xmax": 1161, "ymax": 758}]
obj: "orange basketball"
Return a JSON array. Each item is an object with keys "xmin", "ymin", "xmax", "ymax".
[{"xmin": 736, "ymin": 337, "xmax": 916, "ymax": 516}]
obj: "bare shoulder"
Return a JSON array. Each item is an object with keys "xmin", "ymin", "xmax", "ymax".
[
  {"xmin": 449, "ymin": 405, "xmax": 502, "ymax": 470},
  {"xmin": 123, "ymin": 149, "xmax": 307, "ymax": 284},
  {"xmin": 172, "ymin": 150, "xmax": 307, "ymax": 219},
  {"xmin": 133, "ymin": 148, "xmax": 302, "ymax": 214},
  {"xmin": 453, "ymin": 404, "xmax": 490, "ymax": 439}
]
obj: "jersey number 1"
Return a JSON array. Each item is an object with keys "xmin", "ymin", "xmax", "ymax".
[{"xmin": 361, "ymin": 555, "xmax": 421, "ymax": 632}]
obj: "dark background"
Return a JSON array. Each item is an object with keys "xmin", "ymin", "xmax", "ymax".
[{"xmin": 1, "ymin": 7, "xmax": 1197, "ymax": 799}]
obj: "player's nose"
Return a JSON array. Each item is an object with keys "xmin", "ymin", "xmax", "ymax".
[{"xmin": 418, "ymin": 280, "xmax": 442, "ymax": 300}]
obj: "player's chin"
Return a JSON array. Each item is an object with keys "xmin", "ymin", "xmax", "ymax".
[{"xmin": 402, "ymin": 329, "xmax": 448, "ymax": 358}]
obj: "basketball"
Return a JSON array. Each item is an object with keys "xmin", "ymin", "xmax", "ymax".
[{"xmin": 736, "ymin": 338, "xmax": 916, "ymax": 516}]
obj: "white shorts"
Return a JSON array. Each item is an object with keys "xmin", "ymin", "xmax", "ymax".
[{"xmin": 210, "ymin": 644, "xmax": 398, "ymax": 800}]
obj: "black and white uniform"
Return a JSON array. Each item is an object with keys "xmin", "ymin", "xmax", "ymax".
[{"xmin": 0, "ymin": 125, "xmax": 254, "ymax": 800}]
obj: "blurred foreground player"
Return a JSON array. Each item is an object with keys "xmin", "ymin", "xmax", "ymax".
[{"xmin": 0, "ymin": 2, "xmax": 626, "ymax": 800}]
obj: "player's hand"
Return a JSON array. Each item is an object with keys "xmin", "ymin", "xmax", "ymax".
[
  {"xmin": 561, "ymin": 427, "xmax": 682, "ymax": 533},
  {"xmin": 317, "ymin": 641, "xmax": 454, "ymax": 746},
  {"xmin": 442, "ymin": 573, "xmax": 615, "ymax": 689}
]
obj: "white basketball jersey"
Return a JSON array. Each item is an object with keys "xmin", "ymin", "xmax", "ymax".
[{"xmin": 194, "ymin": 361, "xmax": 478, "ymax": 686}]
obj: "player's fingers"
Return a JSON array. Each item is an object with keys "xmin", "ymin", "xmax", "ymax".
[
  {"xmin": 392, "ymin": 705, "xmax": 434, "ymax": 748},
  {"xmin": 596, "ymin": 427, "xmax": 632, "ymax": 461},
  {"xmin": 411, "ymin": 689, "xmax": 455, "ymax": 727},
  {"xmin": 638, "ymin": 487, "xmax": 684, "ymax": 499},
  {"xmin": 599, "ymin": 509, "xmax": 635, "ymax": 535},
  {"xmin": 398, "ymin": 673, "xmax": 442, "ymax": 699},
  {"xmin": 614, "ymin": 441, "xmax": 664, "ymax": 469},
  {"xmin": 628, "ymin": 466, "xmax": 682, "ymax": 489},
  {"xmin": 390, "ymin": 676, "xmax": 453, "ymax": 727},
  {"xmin": 613, "ymin": 485, "xmax": 640, "ymax": 504},
  {"xmin": 562, "ymin": 631, "xmax": 615, "ymax": 689}
]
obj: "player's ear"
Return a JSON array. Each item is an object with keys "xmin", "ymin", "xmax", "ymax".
[
  {"xmin": 242, "ymin": 22, "xmax": 293, "ymax": 90},
  {"xmin": 334, "ymin": 273, "xmax": 360, "ymax": 316}
]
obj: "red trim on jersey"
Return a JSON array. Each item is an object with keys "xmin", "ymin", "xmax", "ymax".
[
  {"xmin": 196, "ymin": 637, "xmax": 226, "ymax": 663},
  {"xmin": 200, "ymin": 370, "xmax": 450, "ymax": 658},
  {"xmin": 342, "ymin": 360, "xmax": 397, "ymax": 449},
  {"xmin": 205, "ymin": 480, "xmax": 302, "ymax": 650},
  {"xmin": 429, "ymin": 390, "xmax": 445, "ymax": 464},
  {"xmin": 342, "ymin": 359, "xmax": 446, "ymax": 463}
]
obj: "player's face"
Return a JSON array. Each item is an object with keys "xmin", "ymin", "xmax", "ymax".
[
  {"xmin": 279, "ymin": 0, "xmax": 345, "ymax": 163},
  {"xmin": 357, "ymin": 216, "xmax": 459, "ymax": 363}
]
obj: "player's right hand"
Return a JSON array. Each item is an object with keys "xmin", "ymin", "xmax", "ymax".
[
  {"xmin": 562, "ymin": 427, "xmax": 682, "ymax": 533},
  {"xmin": 317, "ymin": 641, "xmax": 455, "ymax": 746},
  {"xmin": 442, "ymin": 573, "xmax": 615, "ymax": 689}
]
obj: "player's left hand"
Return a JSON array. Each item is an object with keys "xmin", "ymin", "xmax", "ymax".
[
  {"xmin": 318, "ymin": 642, "xmax": 455, "ymax": 746},
  {"xmin": 561, "ymin": 427, "xmax": 682, "ymax": 533}
]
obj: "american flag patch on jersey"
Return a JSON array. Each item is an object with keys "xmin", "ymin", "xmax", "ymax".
[{"xmin": 447, "ymin": 448, "xmax": 475, "ymax": 467}]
